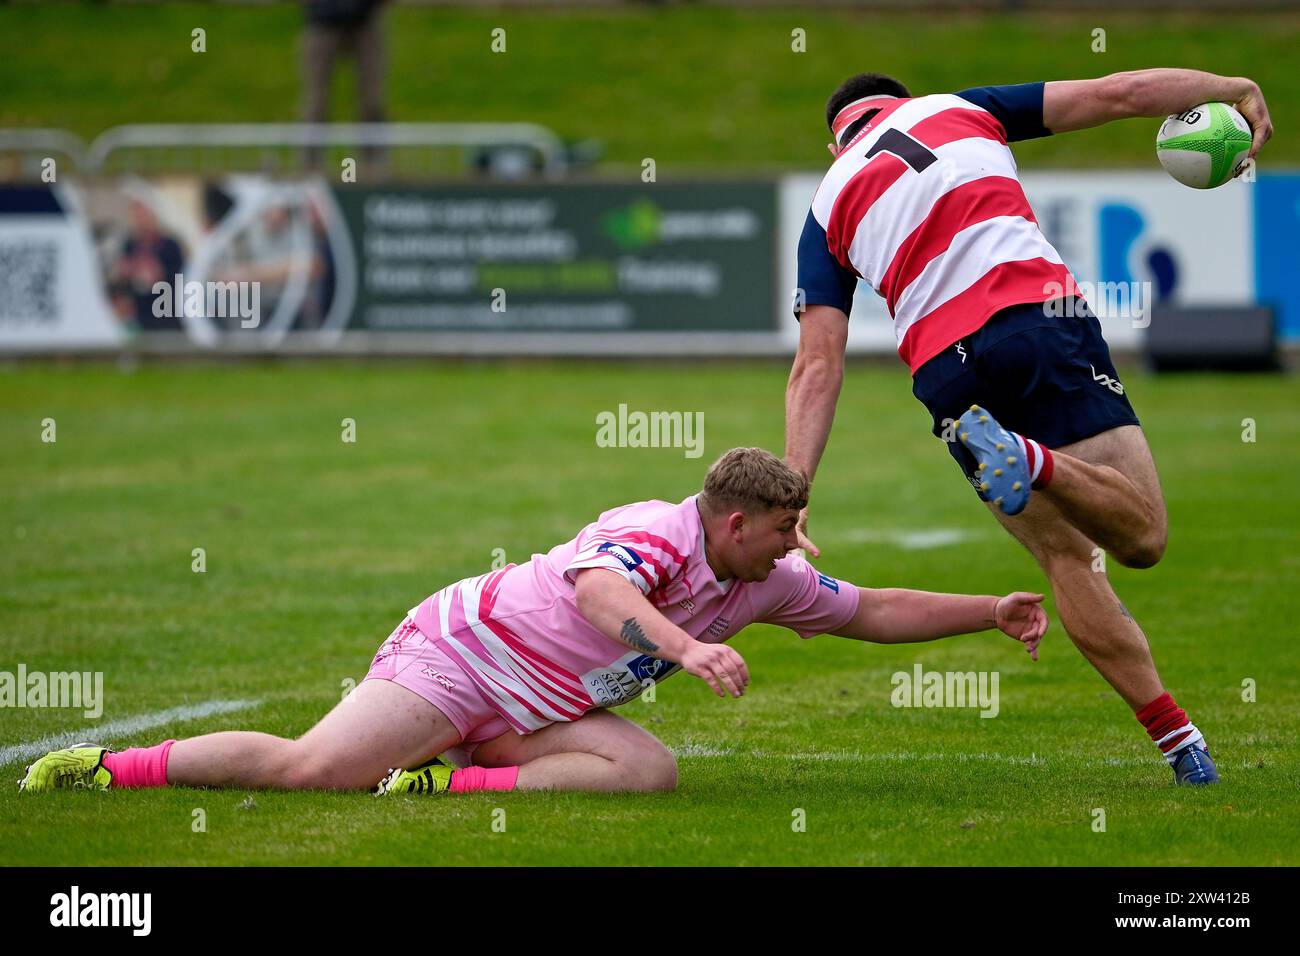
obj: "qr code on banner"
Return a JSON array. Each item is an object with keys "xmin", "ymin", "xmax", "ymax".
[{"xmin": 0, "ymin": 239, "xmax": 59, "ymax": 325}]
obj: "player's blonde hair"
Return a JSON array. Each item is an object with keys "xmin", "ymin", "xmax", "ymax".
[{"xmin": 698, "ymin": 447, "xmax": 809, "ymax": 517}]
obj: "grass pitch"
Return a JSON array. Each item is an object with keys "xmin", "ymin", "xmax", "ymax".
[
  {"xmin": 1, "ymin": 358, "xmax": 1298, "ymax": 865},
  {"xmin": 1, "ymin": 4, "xmax": 1297, "ymax": 170}
]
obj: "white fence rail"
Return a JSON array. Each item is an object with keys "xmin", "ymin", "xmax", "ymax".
[{"xmin": 0, "ymin": 123, "xmax": 573, "ymax": 179}]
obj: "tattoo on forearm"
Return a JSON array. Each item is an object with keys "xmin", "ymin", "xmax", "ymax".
[
  {"xmin": 1117, "ymin": 600, "xmax": 1134, "ymax": 622},
  {"xmin": 619, "ymin": 617, "xmax": 659, "ymax": 654}
]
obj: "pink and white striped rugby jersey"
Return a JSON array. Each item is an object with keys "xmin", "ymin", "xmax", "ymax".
[{"xmin": 406, "ymin": 495, "xmax": 860, "ymax": 733}]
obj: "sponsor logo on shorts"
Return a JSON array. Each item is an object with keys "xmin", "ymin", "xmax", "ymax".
[
  {"xmin": 420, "ymin": 666, "xmax": 456, "ymax": 690},
  {"xmin": 596, "ymin": 541, "xmax": 645, "ymax": 571},
  {"xmin": 1090, "ymin": 364, "xmax": 1125, "ymax": 395}
]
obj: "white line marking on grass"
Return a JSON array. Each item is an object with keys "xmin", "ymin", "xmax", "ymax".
[
  {"xmin": 0, "ymin": 699, "xmax": 261, "ymax": 767},
  {"xmin": 673, "ymin": 748, "xmax": 1152, "ymax": 767},
  {"xmin": 832, "ymin": 528, "xmax": 979, "ymax": 550},
  {"xmin": 781, "ymin": 750, "xmax": 1051, "ymax": 766},
  {"xmin": 670, "ymin": 743, "xmax": 735, "ymax": 758}
]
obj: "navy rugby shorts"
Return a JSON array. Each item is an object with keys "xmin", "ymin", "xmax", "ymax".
[{"xmin": 911, "ymin": 299, "xmax": 1141, "ymax": 488}]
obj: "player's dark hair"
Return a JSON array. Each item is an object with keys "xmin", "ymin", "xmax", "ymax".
[
  {"xmin": 699, "ymin": 448, "xmax": 809, "ymax": 517},
  {"xmin": 825, "ymin": 73, "xmax": 912, "ymax": 136}
]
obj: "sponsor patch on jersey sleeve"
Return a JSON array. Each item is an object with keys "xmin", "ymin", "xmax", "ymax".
[{"xmin": 596, "ymin": 541, "xmax": 646, "ymax": 571}]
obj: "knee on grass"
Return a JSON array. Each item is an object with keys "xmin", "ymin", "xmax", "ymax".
[{"xmin": 613, "ymin": 741, "xmax": 678, "ymax": 793}]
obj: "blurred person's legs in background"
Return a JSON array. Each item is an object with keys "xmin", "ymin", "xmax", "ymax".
[
  {"xmin": 354, "ymin": 7, "xmax": 389, "ymax": 176},
  {"xmin": 300, "ymin": 4, "xmax": 389, "ymax": 175},
  {"xmin": 301, "ymin": 21, "xmax": 343, "ymax": 171}
]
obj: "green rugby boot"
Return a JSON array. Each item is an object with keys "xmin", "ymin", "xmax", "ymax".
[
  {"xmin": 373, "ymin": 755, "xmax": 455, "ymax": 796},
  {"xmin": 18, "ymin": 744, "xmax": 113, "ymax": 793}
]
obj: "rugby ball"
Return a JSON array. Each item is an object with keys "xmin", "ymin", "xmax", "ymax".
[{"xmin": 1156, "ymin": 102, "xmax": 1253, "ymax": 189}]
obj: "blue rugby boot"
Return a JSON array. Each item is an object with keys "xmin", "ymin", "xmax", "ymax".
[
  {"xmin": 1173, "ymin": 745, "xmax": 1220, "ymax": 786},
  {"xmin": 957, "ymin": 405, "xmax": 1033, "ymax": 516}
]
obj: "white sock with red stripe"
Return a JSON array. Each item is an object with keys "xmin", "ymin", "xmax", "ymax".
[
  {"xmin": 1136, "ymin": 692, "xmax": 1207, "ymax": 765},
  {"xmin": 1010, "ymin": 433, "xmax": 1055, "ymax": 489}
]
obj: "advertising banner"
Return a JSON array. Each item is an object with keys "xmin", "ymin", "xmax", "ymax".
[
  {"xmin": 2, "ymin": 172, "xmax": 1294, "ymax": 354},
  {"xmin": 778, "ymin": 170, "xmax": 1286, "ymax": 355},
  {"xmin": 333, "ymin": 183, "xmax": 777, "ymax": 334},
  {"xmin": 0, "ymin": 186, "xmax": 123, "ymax": 349}
]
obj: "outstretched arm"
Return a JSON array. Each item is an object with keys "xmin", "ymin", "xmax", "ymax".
[
  {"xmin": 832, "ymin": 588, "xmax": 1048, "ymax": 660},
  {"xmin": 1044, "ymin": 69, "xmax": 1272, "ymax": 159}
]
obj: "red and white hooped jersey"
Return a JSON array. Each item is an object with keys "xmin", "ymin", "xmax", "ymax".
[{"xmin": 797, "ymin": 83, "xmax": 1082, "ymax": 372}]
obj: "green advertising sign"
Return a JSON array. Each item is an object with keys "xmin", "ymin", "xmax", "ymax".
[{"xmin": 332, "ymin": 183, "xmax": 777, "ymax": 333}]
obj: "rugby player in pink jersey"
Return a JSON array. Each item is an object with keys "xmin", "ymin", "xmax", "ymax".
[
  {"xmin": 786, "ymin": 69, "xmax": 1272, "ymax": 784},
  {"xmin": 20, "ymin": 448, "xmax": 1046, "ymax": 797}
]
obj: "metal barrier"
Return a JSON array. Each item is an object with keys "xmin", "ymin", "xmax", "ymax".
[
  {"xmin": 86, "ymin": 122, "xmax": 572, "ymax": 178},
  {"xmin": 0, "ymin": 123, "xmax": 574, "ymax": 180},
  {"xmin": 0, "ymin": 130, "xmax": 89, "ymax": 181}
]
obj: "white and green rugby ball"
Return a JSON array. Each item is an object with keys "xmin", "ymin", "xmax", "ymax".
[{"xmin": 1156, "ymin": 102, "xmax": 1253, "ymax": 189}]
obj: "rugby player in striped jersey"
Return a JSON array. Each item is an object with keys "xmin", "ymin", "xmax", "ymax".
[
  {"xmin": 20, "ymin": 449, "xmax": 1045, "ymax": 796},
  {"xmin": 786, "ymin": 69, "xmax": 1272, "ymax": 784}
]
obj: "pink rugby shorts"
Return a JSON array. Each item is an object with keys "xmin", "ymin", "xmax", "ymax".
[{"xmin": 363, "ymin": 618, "xmax": 514, "ymax": 758}]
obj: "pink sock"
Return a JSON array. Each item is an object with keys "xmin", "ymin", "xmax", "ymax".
[
  {"xmin": 449, "ymin": 765, "xmax": 519, "ymax": 793},
  {"xmin": 101, "ymin": 740, "xmax": 176, "ymax": 788}
]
